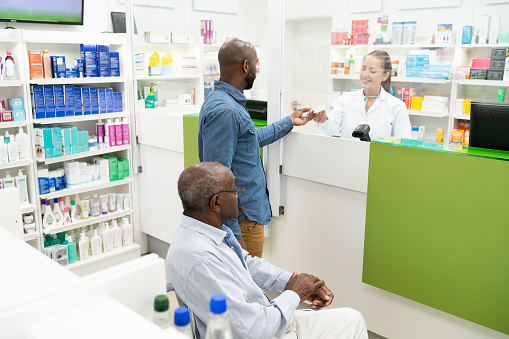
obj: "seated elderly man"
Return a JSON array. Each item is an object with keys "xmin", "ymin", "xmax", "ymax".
[{"xmin": 166, "ymin": 162, "xmax": 368, "ymax": 339}]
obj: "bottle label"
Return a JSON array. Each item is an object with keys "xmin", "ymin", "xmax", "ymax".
[
  {"xmin": 108, "ymin": 125, "xmax": 116, "ymax": 147},
  {"xmin": 115, "ymin": 124, "xmax": 123, "ymax": 145},
  {"xmin": 122, "ymin": 124, "xmax": 130, "ymax": 144}
]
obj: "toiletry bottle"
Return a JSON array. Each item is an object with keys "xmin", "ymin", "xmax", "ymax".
[
  {"xmin": 153, "ymin": 295, "xmax": 172, "ymax": 329},
  {"xmin": 41, "ymin": 199, "xmax": 46, "ymax": 219},
  {"xmin": 0, "ymin": 136, "xmax": 8, "ymax": 163},
  {"xmin": 123, "ymin": 193, "xmax": 130, "ymax": 210},
  {"xmin": 121, "ymin": 217, "xmax": 133, "ymax": 246},
  {"xmin": 78, "ymin": 231, "xmax": 89, "ymax": 260},
  {"xmin": 63, "ymin": 207, "xmax": 71, "ymax": 225},
  {"xmin": 42, "ymin": 50, "xmax": 52, "ymax": 79},
  {"xmin": 43, "ymin": 200, "xmax": 56, "ymax": 229},
  {"xmin": 91, "ymin": 229, "xmax": 102, "ymax": 256},
  {"xmin": 4, "ymin": 51, "xmax": 16, "ymax": 80},
  {"xmin": 64, "ymin": 195, "xmax": 72, "ymax": 211},
  {"xmin": 91, "ymin": 194, "xmax": 100, "ymax": 217},
  {"xmin": 113, "ymin": 118, "xmax": 122, "ymax": 146},
  {"xmin": 122, "ymin": 117, "xmax": 130, "ymax": 144},
  {"xmin": 6, "ymin": 132, "xmax": 19, "ymax": 162},
  {"xmin": 74, "ymin": 194, "xmax": 82, "ymax": 219},
  {"xmin": 15, "ymin": 169, "xmax": 29, "ymax": 205},
  {"xmin": 81, "ymin": 198, "xmax": 90, "ymax": 220},
  {"xmin": 100, "ymin": 194, "xmax": 108, "ymax": 214},
  {"xmin": 112, "ymin": 219, "xmax": 122, "ymax": 249},
  {"xmin": 96, "ymin": 119, "xmax": 105, "ymax": 148},
  {"xmin": 15, "ymin": 127, "xmax": 29, "ymax": 160},
  {"xmin": 67, "ymin": 236, "xmax": 77, "ymax": 264},
  {"xmin": 58, "ymin": 197, "xmax": 66, "ymax": 213},
  {"xmin": 3, "ymin": 171, "xmax": 15, "ymax": 188},
  {"xmin": 105, "ymin": 119, "xmax": 116, "ymax": 147},
  {"xmin": 108, "ymin": 193, "xmax": 115, "ymax": 212},
  {"xmin": 70, "ymin": 200, "xmax": 79, "ymax": 222},
  {"xmin": 161, "ymin": 51, "xmax": 174, "ymax": 75},
  {"xmin": 116, "ymin": 193, "xmax": 123, "ymax": 212},
  {"xmin": 53, "ymin": 198, "xmax": 64, "ymax": 226},
  {"xmin": 103, "ymin": 223, "xmax": 113, "ymax": 252}
]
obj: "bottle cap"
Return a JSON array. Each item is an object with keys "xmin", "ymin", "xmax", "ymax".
[
  {"xmin": 210, "ymin": 294, "xmax": 227, "ymax": 314},
  {"xmin": 65, "ymin": 207, "xmax": 69, "ymax": 212},
  {"xmin": 174, "ymin": 306, "xmax": 190, "ymax": 326},
  {"xmin": 18, "ymin": 169, "xmax": 23, "ymax": 176},
  {"xmin": 6, "ymin": 51, "xmax": 11, "ymax": 56},
  {"xmin": 46, "ymin": 200, "xmax": 51, "ymax": 206},
  {"xmin": 154, "ymin": 295, "xmax": 169, "ymax": 312},
  {"xmin": 71, "ymin": 200, "xmax": 75, "ymax": 205},
  {"xmin": 54, "ymin": 198, "xmax": 58, "ymax": 203}
]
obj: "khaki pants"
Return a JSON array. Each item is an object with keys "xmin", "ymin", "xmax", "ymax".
[{"xmin": 239, "ymin": 219, "xmax": 265, "ymax": 258}]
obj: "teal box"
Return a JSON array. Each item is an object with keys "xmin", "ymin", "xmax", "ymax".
[
  {"xmin": 70, "ymin": 127, "xmax": 79, "ymax": 154},
  {"xmin": 84, "ymin": 131, "xmax": 89, "ymax": 152},
  {"xmin": 499, "ymin": 32, "xmax": 509, "ymax": 44},
  {"xmin": 42, "ymin": 128, "xmax": 54, "ymax": 158},
  {"xmin": 52, "ymin": 128, "xmax": 63, "ymax": 157},
  {"xmin": 78, "ymin": 131, "xmax": 89, "ymax": 153},
  {"xmin": 61, "ymin": 129, "xmax": 71, "ymax": 155}
]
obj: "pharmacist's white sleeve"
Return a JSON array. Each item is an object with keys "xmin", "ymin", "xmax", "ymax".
[
  {"xmin": 315, "ymin": 96, "xmax": 344, "ymax": 136},
  {"xmin": 392, "ymin": 100, "xmax": 412, "ymax": 139}
]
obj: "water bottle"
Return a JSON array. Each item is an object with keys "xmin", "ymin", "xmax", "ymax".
[
  {"xmin": 174, "ymin": 306, "xmax": 194, "ymax": 337},
  {"xmin": 153, "ymin": 294, "xmax": 172, "ymax": 329},
  {"xmin": 205, "ymin": 294, "xmax": 232, "ymax": 339}
]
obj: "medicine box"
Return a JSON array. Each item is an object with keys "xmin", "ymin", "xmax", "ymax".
[
  {"xmin": 65, "ymin": 85, "xmax": 74, "ymax": 117},
  {"xmin": 103, "ymin": 156, "xmax": 118, "ymax": 181},
  {"xmin": 51, "ymin": 56, "xmax": 66, "ymax": 78},
  {"xmin": 73, "ymin": 87, "xmax": 83, "ymax": 115},
  {"xmin": 470, "ymin": 69, "xmax": 488, "ymax": 79},
  {"xmin": 97, "ymin": 45, "xmax": 111, "ymax": 77},
  {"xmin": 75, "ymin": 59, "xmax": 84, "ymax": 77},
  {"xmin": 462, "ymin": 26, "xmax": 472, "ymax": 44},
  {"xmin": 32, "ymin": 86, "xmax": 45, "ymax": 119},
  {"xmin": 43, "ymin": 85, "xmax": 55, "ymax": 118},
  {"xmin": 471, "ymin": 58, "xmax": 490, "ymax": 70},
  {"xmin": 491, "ymin": 48, "xmax": 508, "ymax": 60},
  {"xmin": 490, "ymin": 59, "xmax": 505, "ymax": 71},
  {"xmin": 61, "ymin": 128, "xmax": 71, "ymax": 156},
  {"xmin": 66, "ymin": 68, "xmax": 77, "ymax": 78},
  {"xmin": 98, "ymin": 89, "xmax": 107, "ymax": 113},
  {"xmin": 28, "ymin": 50, "xmax": 43, "ymax": 80},
  {"xmin": 52, "ymin": 127, "xmax": 63, "ymax": 157},
  {"xmin": 53, "ymin": 85, "xmax": 66, "ymax": 118},
  {"xmin": 118, "ymin": 160, "xmax": 124, "ymax": 180},
  {"xmin": 43, "ymin": 128, "xmax": 53, "ymax": 158},
  {"xmin": 70, "ymin": 127, "xmax": 79, "ymax": 154},
  {"xmin": 90, "ymin": 87, "xmax": 99, "ymax": 114},
  {"xmin": 80, "ymin": 44, "xmax": 98, "ymax": 77},
  {"xmin": 105, "ymin": 88, "xmax": 114, "ymax": 113},
  {"xmin": 110, "ymin": 52, "xmax": 120, "ymax": 76},
  {"xmin": 81, "ymin": 87, "xmax": 92, "ymax": 115},
  {"xmin": 487, "ymin": 70, "xmax": 503, "ymax": 81}
]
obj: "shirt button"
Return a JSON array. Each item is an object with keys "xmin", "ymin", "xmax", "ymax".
[
  {"xmin": 237, "ymin": 322, "xmax": 241, "ymax": 327},
  {"xmin": 231, "ymin": 246, "xmax": 234, "ymax": 249},
  {"xmin": 225, "ymin": 234, "xmax": 228, "ymax": 237}
]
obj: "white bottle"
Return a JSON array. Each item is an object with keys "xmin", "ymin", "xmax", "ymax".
[
  {"xmin": 4, "ymin": 51, "xmax": 17, "ymax": 80},
  {"xmin": 79, "ymin": 231, "xmax": 89, "ymax": 261},
  {"xmin": 5, "ymin": 132, "xmax": 19, "ymax": 162},
  {"xmin": 3, "ymin": 171, "xmax": 15, "ymax": 188},
  {"xmin": 63, "ymin": 207, "xmax": 71, "ymax": 225},
  {"xmin": 53, "ymin": 198, "xmax": 64, "ymax": 226},
  {"xmin": 15, "ymin": 169, "xmax": 29, "ymax": 205},
  {"xmin": 115, "ymin": 118, "xmax": 123, "ymax": 146},
  {"xmin": 42, "ymin": 200, "xmax": 56, "ymax": 229},
  {"xmin": 111, "ymin": 219, "xmax": 122, "ymax": 249},
  {"xmin": 64, "ymin": 196, "xmax": 72, "ymax": 212},
  {"xmin": 70, "ymin": 200, "xmax": 79, "ymax": 222},
  {"xmin": 121, "ymin": 217, "xmax": 133, "ymax": 246},
  {"xmin": 91, "ymin": 194, "xmax": 100, "ymax": 217},
  {"xmin": 15, "ymin": 127, "xmax": 29, "ymax": 160},
  {"xmin": 91, "ymin": 229, "xmax": 102, "ymax": 256},
  {"xmin": 122, "ymin": 117, "xmax": 130, "ymax": 145},
  {"xmin": 103, "ymin": 223, "xmax": 114, "ymax": 252},
  {"xmin": 105, "ymin": 119, "xmax": 115, "ymax": 147},
  {"xmin": 205, "ymin": 294, "xmax": 233, "ymax": 339},
  {"xmin": 74, "ymin": 194, "xmax": 82, "ymax": 219},
  {"xmin": 0, "ymin": 136, "xmax": 8, "ymax": 163}
]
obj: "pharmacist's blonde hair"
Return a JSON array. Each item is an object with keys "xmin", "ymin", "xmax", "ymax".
[{"xmin": 367, "ymin": 50, "xmax": 392, "ymax": 93}]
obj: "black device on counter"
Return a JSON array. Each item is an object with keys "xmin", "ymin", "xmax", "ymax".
[
  {"xmin": 246, "ymin": 100, "xmax": 267, "ymax": 121},
  {"xmin": 352, "ymin": 124, "xmax": 371, "ymax": 142},
  {"xmin": 470, "ymin": 101, "xmax": 509, "ymax": 152}
]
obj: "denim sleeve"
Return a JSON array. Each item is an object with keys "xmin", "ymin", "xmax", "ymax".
[
  {"xmin": 225, "ymin": 218, "xmax": 242, "ymax": 239},
  {"xmin": 200, "ymin": 108, "xmax": 239, "ymax": 168},
  {"xmin": 256, "ymin": 116, "xmax": 294, "ymax": 148}
]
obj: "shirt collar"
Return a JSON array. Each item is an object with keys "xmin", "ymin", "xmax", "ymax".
[
  {"xmin": 213, "ymin": 80, "xmax": 247, "ymax": 105},
  {"xmin": 180, "ymin": 214, "xmax": 227, "ymax": 245},
  {"xmin": 362, "ymin": 86, "xmax": 387, "ymax": 101}
]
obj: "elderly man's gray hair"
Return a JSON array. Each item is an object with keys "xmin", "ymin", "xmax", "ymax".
[{"xmin": 178, "ymin": 162, "xmax": 226, "ymax": 214}]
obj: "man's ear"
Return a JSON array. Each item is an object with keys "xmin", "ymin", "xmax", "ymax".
[
  {"xmin": 209, "ymin": 195, "xmax": 221, "ymax": 213},
  {"xmin": 242, "ymin": 60, "xmax": 249, "ymax": 74}
]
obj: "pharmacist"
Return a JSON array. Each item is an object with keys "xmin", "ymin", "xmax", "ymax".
[{"xmin": 313, "ymin": 50, "xmax": 411, "ymax": 140}]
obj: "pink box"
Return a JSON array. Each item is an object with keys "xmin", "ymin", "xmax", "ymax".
[{"xmin": 471, "ymin": 58, "xmax": 491, "ymax": 70}]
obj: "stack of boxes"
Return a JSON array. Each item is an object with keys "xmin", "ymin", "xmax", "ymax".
[
  {"xmin": 0, "ymin": 98, "xmax": 26, "ymax": 122},
  {"xmin": 469, "ymin": 58, "xmax": 490, "ymax": 80},
  {"xmin": 351, "ymin": 20, "xmax": 369, "ymax": 45},
  {"xmin": 487, "ymin": 48, "xmax": 507, "ymax": 81},
  {"xmin": 34, "ymin": 126, "xmax": 92, "ymax": 159},
  {"xmin": 406, "ymin": 50, "xmax": 451, "ymax": 79},
  {"xmin": 331, "ymin": 28, "xmax": 350, "ymax": 45}
]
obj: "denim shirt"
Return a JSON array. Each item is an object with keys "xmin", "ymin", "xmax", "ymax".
[{"xmin": 198, "ymin": 81, "xmax": 294, "ymax": 238}]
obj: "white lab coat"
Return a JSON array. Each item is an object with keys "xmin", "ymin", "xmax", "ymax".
[{"xmin": 316, "ymin": 87, "xmax": 412, "ymax": 140}]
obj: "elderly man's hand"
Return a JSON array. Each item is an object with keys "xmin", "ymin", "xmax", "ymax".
[
  {"xmin": 284, "ymin": 272, "xmax": 325, "ymax": 303},
  {"xmin": 307, "ymin": 284, "xmax": 334, "ymax": 309}
]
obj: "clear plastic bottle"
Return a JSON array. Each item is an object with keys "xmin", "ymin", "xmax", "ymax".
[
  {"xmin": 91, "ymin": 194, "xmax": 100, "ymax": 217},
  {"xmin": 205, "ymin": 294, "xmax": 232, "ymax": 339},
  {"xmin": 4, "ymin": 51, "xmax": 17, "ymax": 80},
  {"xmin": 121, "ymin": 217, "xmax": 133, "ymax": 246},
  {"xmin": 153, "ymin": 294, "xmax": 171, "ymax": 329},
  {"xmin": 174, "ymin": 306, "xmax": 194, "ymax": 338}
]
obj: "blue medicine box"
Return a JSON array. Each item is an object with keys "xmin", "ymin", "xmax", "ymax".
[
  {"xmin": 114, "ymin": 92, "xmax": 123, "ymax": 112},
  {"xmin": 43, "ymin": 128, "xmax": 54, "ymax": 158},
  {"xmin": 64, "ymin": 85, "xmax": 74, "ymax": 117},
  {"xmin": 53, "ymin": 85, "xmax": 66, "ymax": 118},
  {"xmin": 8, "ymin": 98, "xmax": 26, "ymax": 121},
  {"xmin": 97, "ymin": 45, "xmax": 111, "ymax": 77},
  {"xmin": 98, "ymin": 88, "xmax": 107, "ymax": 113},
  {"xmin": 80, "ymin": 44, "xmax": 98, "ymax": 77},
  {"xmin": 73, "ymin": 87, "xmax": 83, "ymax": 115},
  {"xmin": 105, "ymin": 88, "xmax": 114, "ymax": 113},
  {"xmin": 90, "ymin": 87, "xmax": 99, "ymax": 114},
  {"xmin": 70, "ymin": 127, "xmax": 79, "ymax": 154},
  {"xmin": 32, "ymin": 86, "xmax": 45, "ymax": 120},
  {"xmin": 51, "ymin": 56, "xmax": 66, "ymax": 78},
  {"xmin": 110, "ymin": 52, "xmax": 120, "ymax": 77},
  {"xmin": 66, "ymin": 68, "xmax": 77, "ymax": 78},
  {"xmin": 75, "ymin": 59, "xmax": 84, "ymax": 78},
  {"xmin": 81, "ymin": 87, "xmax": 92, "ymax": 115},
  {"xmin": 52, "ymin": 127, "xmax": 63, "ymax": 157},
  {"xmin": 43, "ymin": 86, "xmax": 55, "ymax": 118}
]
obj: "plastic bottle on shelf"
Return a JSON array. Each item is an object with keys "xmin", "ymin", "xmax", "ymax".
[
  {"xmin": 70, "ymin": 200, "xmax": 79, "ymax": 222},
  {"xmin": 15, "ymin": 127, "xmax": 29, "ymax": 160},
  {"xmin": 78, "ymin": 231, "xmax": 89, "ymax": 261},
  {"xmin": 5, "ymin": 132, "xmax": 19, "ymax": 162},
  {"xmin": 153, "ymin": 294, "xmax": 172, "ymax": 329},
  {"xmin": 43, "ymin": 200, "xmax": 56, "ymax": 229},
  {"xmin": 41, "ymin": 199, "xmax": 46, "ymax": 219},
  {"xmin": 91, "ymin": 194, "xmax": 100, "ymax": 217},
  {"xmin": 74, "ymin": 194, "xmax": 82, "ymax": 219},
  {"xmin": 63, "ymin": 207, "xmax": 71, "ymax": 225},
  {"xmin": 4, "ymin": 51, "xmax": 17, "ymax": 80},
  {"xmin": 149, "ymin": 51, "xmax": 161, "ymax": 77},
  {"xmin": 105, "ymin": 119, "xmax": 116, "ymax": 147},
  {"xmin": 42, "ymin": 49, "xmax": 52, "ymax": 79},
  {"xmin": 121, "ymin": 217, "xmax": 132, "ymax": 246},
  {"xmin": 15, "ymin": 169, "xmax": 29, "ymax": 205},
  {"xmin": 91, "ymin": 229, "xmax": 102, "ymax": 256},
  {"xmin": 96, "ymin": 119, "xmax": 105, "ymax": 148},
  {"xmin": 58, "ymin": 197, "xmax": 66, "ymax": 214},
  {"xmin": 174, "ymin": 306, "xmax": 194, "ymax": 337},
  {"xmin": 122, "ymin": 117, "xmax": 130, "ymax": 145},
  {"xmin": 67, "ymin": 236, "xmax": 77, "ymax": 264},
  {"xmin": 103, "ymin": 223, "xmax": 113, "ymax": 252},
  {"xmin": 53, "ymin": 198, "xmax": 64, "ymax": 226},
  {"xmin": 161, "ymin": 51, "xmax": 174, "ymax": 76},
  {"xmin": 115, "ymin": 118, "xmax": 123, "ymax": 146},
  {"xmin": 64, "ymin": 196, "xmax": 72, "ymax": 212},
  {"xmin": 205, "ymin": 294, "xmax": 233, "ymax": 339},
  {"xmin": 0, "ymin": 136, "xmax": 8, "ymax": 163},
  {"xmin": 111, "ymin": 219, "xmax": 122, "ymax": 249}
]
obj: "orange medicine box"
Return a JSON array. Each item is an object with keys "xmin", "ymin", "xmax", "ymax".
[{"xmin": 28, "ymin": 50, "xmax": 43, "ymax": 80}]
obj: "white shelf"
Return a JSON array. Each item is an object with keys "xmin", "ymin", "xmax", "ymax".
[
  {"xmin": 42, "ymin": 209, "xmax": 133, "ymax": 235},
  {"xmin": 135, "ymin": 42, "xmax": 200, "ymax": 47},
  {"xmin": 23, "ymin": 31, "xmax": 126, "ymax": 45},
  {"xmin": 136, "ymin": 75, "xmax": 200, "ymax": 81},
  {"xmin": 331, "ymin": 74, "xmax": 358, "ymax": 80},
  {"xmin": 0, "ymin": 80, "xmax": 23, "ymax": 87},
  {"xmin": 66, "ymin": 244, "xmax": 140, "ymax": 271},
  {"xmin": 37, "ymin": 145, "xmax": 130, "ymax": 165},
  {"xmin": 24, "ymin": 233, "xmax": 38, "ymax": 241},
  {"xmin": 408, "ymin": 110, "xmax": 449, "ymax": 118},
  {"xmin": 29, "ymin": 77, "xmax": 125, "ymax": 85},
  {"xmin": 39, "ymin": 178, "xmax": 132, "ymax": 200},
  {"xmin": 0, "ymin": 121, "xmax": 28, "ymax": 129},
  {"xmin": 456, "ymin": 80, "xmax": 509, "ymax": 87},
  {"xmin": 454, "ymin": 114, "xmax": 471, "ymax": 120},
  {"xmin": 0, "ymin": 159, "xmax": 32, "ymax": 170},
  {"xmin": 331, "ymin": 44, "xmax": 454, "ymax": 49},
  {"xmin": 34, "ymin": 112, "xmax": 128, "ymax": 125},
  {"xmin": 392, "ymin": 77, "xmax": 450, "ymax": 84},
  {"xmin": 138, "ymin": 106, "xmax": 201, "ymax": 115},
  {"xmin": 21, "ymin": 204, "xmax": 36, "ymax": 214},
  {"xmin": 460, "ymin": 43, "xmax": 509, "ymax": 48}
]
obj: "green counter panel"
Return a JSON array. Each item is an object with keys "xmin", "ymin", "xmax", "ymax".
[{"xmin": 363, "ymin": 142, "xmax": 509, "ymax": 335}]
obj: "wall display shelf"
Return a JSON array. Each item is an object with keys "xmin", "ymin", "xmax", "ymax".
[
  {"xmin": 21, "ymin": 204, "xmax": 36, "ymax": 214},
  {"xmin": 37, "ymin": 145, "xmax": 131, "ymax": 165},
  {"xmin": 138, "ymin": 106, "xmax": 201, "ymax": 115},
  {"xmin": 456, "ymin": 80, "xmax": 509, "ymax": 87},
  {"xmin": 39, "ymin": 178, "xmax": 132, "ymax": 200},
  {"xmin": 0, "ymin": 80, "xmax": 23, "ymax": 87},
  {"xmin": 29, "ymin": 77, "xmax": 126, "ymax": 85},
  {"xmin": 0, "ymin": 121, "xmax": 28, "ymax": 129},
  {"xmin": 136, "ymin": 75, "xmax": 200, "ymax": 81},
  {"xmin": 66, "ymin": 244, "xmax": 140, "ymax": 271},
  {"xmin": 34, "ymin": 112, "xmax": 129, "ymax": 125},
  {"xmin": 454, "ymin": 114, "xmax": 471, "ymax": 120},
  {"xmin": 24, "ymin": 233, "xmax": 38, "ymax": 241},
  {"xmin": 391, "ymin": 77, "xmax": 450, "ymax": 84},
  {"xmin": 0, "ymin": 159, "xmax": 32, "ymax": 170},
  {"xmin": 42, "ymin": 209, "xmax": 133, "ymax": 235},
  {"xmin": 408, "ymin": 110, "xmax": 449, "ymax": 118}
]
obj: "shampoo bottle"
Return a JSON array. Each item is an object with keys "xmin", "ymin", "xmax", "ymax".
[
  {"xmin": 121, "ymin": 217, "xmax": 133, "ymax": 246},
  {"xmin": 122, "ymin": 117, "xmax": 130, "ymax": 145},
  {"xmin": 4, "ymin": 51, "xmax": 17, "ymax": 80},
  {"xmin": 3, "ymin": 171, "xmax": 15, "ymax": 188},
  {"xmin": 63, "ymin": 207, "xmax": 71, "ymax": 225},
  {"xmin": 64, "ymin": 195, "xmax": 72, "ymax": 212},
  {"xmin": 15, "ymin": 127, "xmax": 29, "ymax": 160},
  {"xmin": 105, "ymin": 119, "xmax": 116, "ymax": 147},
  {"xmin": 78, "ymin": 231, "xmax": 89, "ymax": 261},
  {"xmin": 103, "ymin": 223, "xmax": 113, "ymax": 252},
  {"xmin": 81, "ymin": 197, "xmax": 90, "ymax": 220},
  {"xmin": 70, "ymin": 200, "xmax": 78, "ymax": 222},
  {"xmin": 41, "ymin": 199, "xmax": 46, "ymax": 219},
  {"xmin": 112, "ymin": 219, "xmax": 122, "ymax": 249},
  {"xmin": 53, "ymin": 198, "xmax": 64, "ymax": 226},
  {"xmin": 42, "ymin": 50, "xmax": 52, "ymax": 79},
  {"xmin": 58, "ymin": 197, "xmax": 66, "ymax": 213},
  {"xmin": 96, "ymin": 119, "xmax": 105, "ymax": 148},
  {"xmin": 74, "ymin": 194, "xmax": 82, "ymax": 219},
  {"xmin": 115, "ymin": 118, "xmax": 123, "ymax": 146},
  {"xmin": 67, "ymin": 236, "xmax": 77, "ymax": 264},
  {"xmin": 6, "ymin": 132, "xmax": 19, "ymax": 162},
  {"xmin": 42, "ymin": 200, "xmax": 56, "ymax": 229},
  {"xmin": 0, "ymin": 136, "xmax": 8, "ymax": 163},
  {"xmin": 91, "ymin": 194, "xmax": 100, "ymax": 217},
  {"xmin": 15, "ymin": 169, "xmax": 29, "ymax": 205},
  {"xmin": 91, "ymin": 229, "xmax": 102, "ymax": 256}
]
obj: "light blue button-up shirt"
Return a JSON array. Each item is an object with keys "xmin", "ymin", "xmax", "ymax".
[
  {"xmin": 198, "ymin": 80, "xmax": 294, "ymax": 238},
  {"xmin": 166, "ymin": 215, "xmax": 300, "ymax": 338}
]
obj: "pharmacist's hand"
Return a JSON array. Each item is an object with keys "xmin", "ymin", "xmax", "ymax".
[
  {"xmin": 284, "ymin": 272, "xmax": 325, "ymax": 303},
  {"xmin": 313, "ymin": 111, "xmax": 328, "ymax": 124},
  {"xmin": 289, "ymin": 108, "xmax": 312, "ymax": 126},
  {"xmin": 238, "ymin": 237, "xmax": 248, "ymax": 251},
  {"xmin": 307, "ymin": 284, "xmax": 334, "ymax": 309}
]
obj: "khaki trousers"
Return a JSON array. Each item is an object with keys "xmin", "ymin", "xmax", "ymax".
[{"xmin": 239, "ymin": 218, "xmax": 265, "ymax": 258}]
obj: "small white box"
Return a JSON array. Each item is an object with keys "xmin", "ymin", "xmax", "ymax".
[
  {"xmin": 479, "ymin": 15, "xmax": 490, "ymax": 44},
  {"xmin": 99, "ymin": 159, "xmax": 110, "ymax": 183},
  {"xmin": 79, "ymin": 162, "xmax": 88, "ymax": 185},
  {"xmin": 63, "ymin": 161, "xmax": 80, "ymax": 186},
  {"xmin": 489, "ymin": 15, "xmax": 500, "ymax": 44}
]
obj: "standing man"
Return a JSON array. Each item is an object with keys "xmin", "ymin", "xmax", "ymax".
[{"xmin": 199, "ymin": 38, "xmax": 311, "ymax": 256}]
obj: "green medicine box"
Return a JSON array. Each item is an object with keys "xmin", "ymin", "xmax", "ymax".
[
  {"xmin": 102, "ymin": 156, "xmax": 118, "ymax": 181},
  {"xmin": 117, "ymin": 159, "xmax": 124, "ymax": 180}
]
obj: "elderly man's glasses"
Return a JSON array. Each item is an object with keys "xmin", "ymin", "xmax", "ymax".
[{"xmin": 209, "ymin": 187, "xmax": 244, "ymax": 202}]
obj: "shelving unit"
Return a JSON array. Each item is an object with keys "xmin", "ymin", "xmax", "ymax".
[
  {"xmin": 0, "ymin": 80, "xmax": 23, "ymax": 87},
  {"xmin": 39, "ymin": 178, "xmax": 132, "ymax": 200},
  {"xmin": 66, "ymin": 244, "xmax": 140, "ymax": 272},
  {"xmin": 42, "ymin": 209, "xmax": 133, "ymax": 234},
  {"xmin": 34, "ymin": 112, "xmax": 129, "ymax": 125},
  {"xmin": 37, "ymin": 145, "xmax": 131, "ymax": 165},
  {"xmin": 0, "ymin": 121, "xmax": 29, "ymax": 129},
  {"xmin": 0, "ymin": 159, "xmax": 32, "ymax": 170},
  {"xmin": 456, "ymin": 80, "xmax": 509, "ymax": 86},
  {"xmin": 29, "ymin": 77, "xmax": 126, "ymax": 85},
  {"xmin": 24, "ymin": 233, "xmax": 38, "ymax": 241}
]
